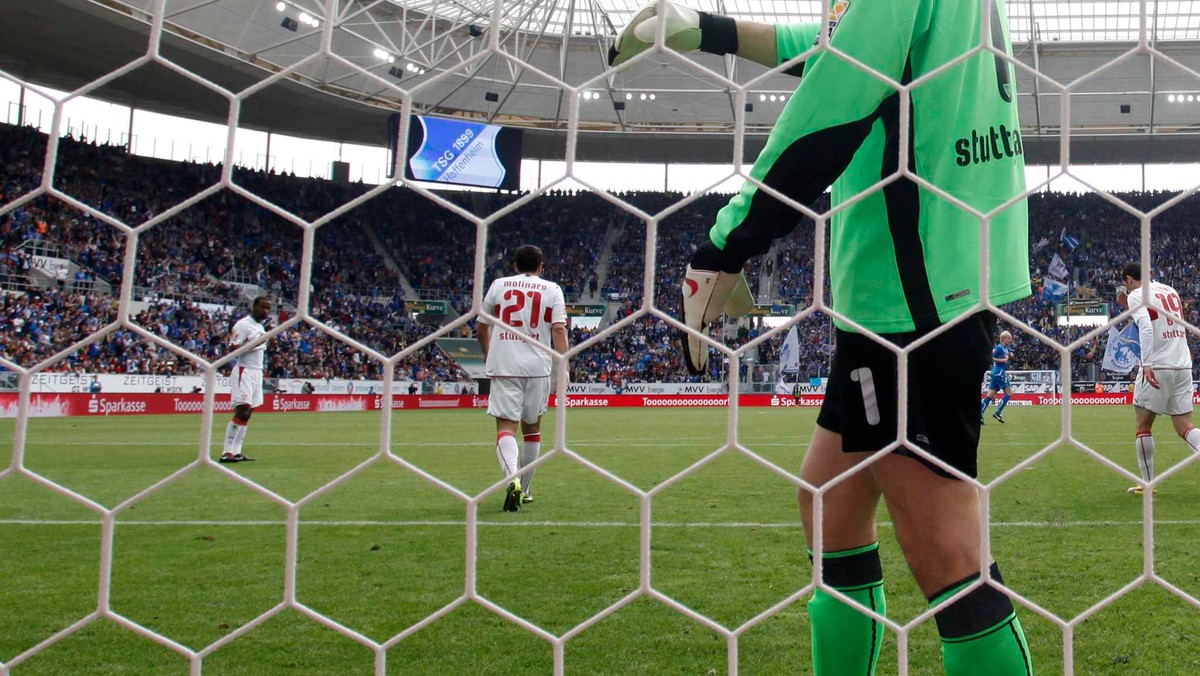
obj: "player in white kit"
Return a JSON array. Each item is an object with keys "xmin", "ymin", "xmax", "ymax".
[
  {"xmin": 477, "ymin": 245, "xmax": 569, "ymax": 512},
  {"xmin": 220, "ymin": 296, "xmax": 272, "ymax": 464},
  {"xmin": 1120, "ymin": 263, "xmax": 1200, "ymax": 494}
]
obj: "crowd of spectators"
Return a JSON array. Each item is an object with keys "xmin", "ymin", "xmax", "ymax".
[
  {"xmin": 0, "ymin": 286, "xmax": 468, "ymax": 384},
  {"xmin": 5, "ymin": 121, "xmax": 1200, "ymax": 384},
  {"xmin": 0, "ymin": 124, "xmax": 470, "ymax": 382},
  {"xmin": 574, "ymin": 189, "xmax": 1200, "ymax": 382}
]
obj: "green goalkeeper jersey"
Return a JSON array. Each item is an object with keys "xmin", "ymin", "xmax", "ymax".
[{"xmin": 710, "ymin": 0, "xmax": 1031, "ymax": 333}]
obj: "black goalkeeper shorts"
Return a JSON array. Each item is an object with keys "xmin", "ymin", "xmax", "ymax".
[{"xmin": 816, "ymin": 312, "xmax": 995, "ymax": 479}]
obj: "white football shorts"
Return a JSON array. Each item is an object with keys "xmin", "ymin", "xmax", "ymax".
[
  {"xmin": 486, "ymin": 376, "xmax": 551, "ymax": 424},
  {"xmin": 231, "ymin": 365, "xmax": 264, "ymax": 408},
  {"xmin": 1133, "ymin": 367, "xmax": 1193, "ymax": 416}
]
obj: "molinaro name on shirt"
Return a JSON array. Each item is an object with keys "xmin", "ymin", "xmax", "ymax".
[
  {"xmin": 502, "ymin": 279, "xmax": 548, "ymax": 289},
  {"xmin": 953, "ymin": 124, "xmax": 1023, "ymax": 167}
]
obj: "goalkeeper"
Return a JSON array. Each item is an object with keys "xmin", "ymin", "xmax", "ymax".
[{"xmin": 612, "ymin": 1, "xmax": 1033, "ymax": 675}]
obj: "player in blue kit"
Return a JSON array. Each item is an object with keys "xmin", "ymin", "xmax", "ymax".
[{"xmin": 980, "ymin": 331, "xmax": 1014, "ymax": 424}]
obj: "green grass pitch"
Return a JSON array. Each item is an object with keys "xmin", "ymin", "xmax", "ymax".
[{"xmin": 1, "ymin": 405, "xmax": 1199, "ymax": 675}]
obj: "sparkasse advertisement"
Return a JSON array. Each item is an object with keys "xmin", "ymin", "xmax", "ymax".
[{"xmin": 0, "ymin": 392, "xmax": 1160, "ymax": 417}]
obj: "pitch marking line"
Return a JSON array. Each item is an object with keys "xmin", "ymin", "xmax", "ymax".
[
  {"xmin": 3, "ymin": 519, "xmax": 1199, "ymax": 528},
  {"xmin": 19, "ymin": 439, "xmax": 1143, "ymax": 448}
]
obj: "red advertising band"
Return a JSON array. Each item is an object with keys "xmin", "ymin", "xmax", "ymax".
[{"xmin": 0, "ymin": 392, "xmax": 1154, "ymax": 418}]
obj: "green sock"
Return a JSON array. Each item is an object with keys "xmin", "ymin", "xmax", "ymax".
[
  {"xmin": 933, "ymin": 562, "xmax": 1033, "ymax": 676},
  {"xmin": 807, "ymin": 543, "xmax": 886, "ymax": 676}
]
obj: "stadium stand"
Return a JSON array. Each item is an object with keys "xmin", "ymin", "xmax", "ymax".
[{"xmin": 4, "ymin": 122, "xmax": 1200, "ymax": 383}]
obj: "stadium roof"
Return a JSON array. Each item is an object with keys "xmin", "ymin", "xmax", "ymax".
[
  {"xmin": 411, "ymin": 0, "xmax": 1200, "ymax": 43},
  {"xmin": 4, "ymin": 0, "xmax": 1200, "ymax": 164}
]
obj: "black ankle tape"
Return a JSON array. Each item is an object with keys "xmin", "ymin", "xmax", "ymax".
[
  {"xmin": 698, "ymin": 12, "xmax": 738, "ymax": 56},
  {"xmin": 929, "ymin": 562, "xmax": 1005, "ymax": 602},
  {"xmin": 814, "ymin": 545, "xmax": 883, "ymax": 589},
  {"xmin": 930, "ymin": 562, "xmax": 1015, "ymax": 640}
]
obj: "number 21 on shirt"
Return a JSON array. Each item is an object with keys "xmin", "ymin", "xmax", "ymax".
[{"xmin": 498, "ymin": 289, "xmax": 552, "ymax": 328}]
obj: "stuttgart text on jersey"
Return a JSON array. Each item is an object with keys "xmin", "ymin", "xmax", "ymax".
[{"xmin": 954, "ymin": 124, "xmax": 1024, "ymax": 167}]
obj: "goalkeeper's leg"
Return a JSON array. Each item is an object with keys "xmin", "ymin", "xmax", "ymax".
[
  {"xmin": 871, "ymin": 453, "xmax": 1033, "ymax": 676},
  {"xmin": 799, "ymin": 426, "xmax": 887, "ymax": 676}
]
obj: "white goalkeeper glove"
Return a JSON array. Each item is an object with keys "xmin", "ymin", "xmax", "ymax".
[
  {"xmin": 681, "ymin": 264, "xmax": 753, "ymax": 375},
  {"xmin": 608, "ymin": 1, "xmax": 739, "ymax": 67}
]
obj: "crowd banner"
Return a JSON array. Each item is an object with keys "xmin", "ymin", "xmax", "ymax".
[
  {"xmin": 979, "ymin": 370, "xmax": 1060, "ymax": 394},
  {"xmin": 30, "ymin": 255, "xmax": 72, "ymax": 279},
  {"xmin": 25, "ymin": 376, "xmax": 868, "ymax": 396},
  {"xmin": 29, "ymin": 373, "xmax": 227, "ymax": 394},
  {"xmin": 25, "ymin": 373, "xmax": 475, "ymax": 396},
  {"xmin": 1070, "ymin": 381, "xmax": 1147, "ymax": 394},
  {"xmin": 0, "ymin": 391, "xmax": 1167, "ymax": 418}
]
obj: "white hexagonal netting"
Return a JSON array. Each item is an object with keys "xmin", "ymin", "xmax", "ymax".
[{"xmin": 2, "ymin": 0, "xmax": 1200, "ymax": 674}]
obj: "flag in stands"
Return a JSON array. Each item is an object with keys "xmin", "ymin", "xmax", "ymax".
[
  {"xmin": 1043, "ymin": 276, "xmax": 1068, "ymax": 302},
  {"xmin": 1060, "ymin": 227, "xmax": 1081, "ymax": 251},
  {"xmin": 1048, "ymin": 253, "xmax": 1069, "ymax": 279},
  {"xmin": 776, "ymin": 324, "xmax": 801, "ymax": 395},
  {"xmin": 779, "ymin": 324, "xmax": 800, "ymax": 375},
  {"xmin": 1101, "ymin": 323, "xmax": 1141, "ymax": 374}
]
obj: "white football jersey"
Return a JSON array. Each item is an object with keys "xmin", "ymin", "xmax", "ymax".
[
  {"xmin": 1129, "ymin": 281, "xmax": 1192, "ymax": 370},
  {"xmin": 480, "ymin": 273, "xmax": 567, "ymax": 377},
  {"xmin": 230, "ymin": 314, "xmax": 268, "ymax": 370}
]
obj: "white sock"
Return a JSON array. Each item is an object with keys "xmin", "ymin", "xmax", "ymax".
[
  {"xmin": 1184, "ymin": 426, "xmax": 1200, "ymax": 454},
  {"xmin": 520, "ymin": 433, "xmax": 542, "ymax": 495},
  {"xmin": 496, "ymin": 432, "xmax": 520, "ymax": 480},
  {"xmin": 232, "ymin": 423, "xmax": 249, "ymax": 455},
  {"xmin": 1135, "ymin": 434, "xmax": 1155, "ymax": 483},
  {"xmin": 222, "ymin": 421, "xmax": 239, "ymax": 455}
]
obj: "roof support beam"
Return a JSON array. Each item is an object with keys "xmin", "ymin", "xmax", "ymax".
[
  {"xmin": 1148, "ymin": 0, "xmax": 1159, "ymax": 138},
  {"xmin": 484, "ymin": 0, "xmax": 561, "ymax": 125},
  {"xmin": 1029, "ymin": 0, "xmax": 1043, "ymax": 136}
]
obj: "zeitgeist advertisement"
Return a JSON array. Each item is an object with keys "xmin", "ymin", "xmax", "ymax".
[{"xmin": 404, "ymin": 115, "xmax": 523, "ymax": 190}]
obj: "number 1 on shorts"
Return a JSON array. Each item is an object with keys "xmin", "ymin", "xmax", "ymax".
[{"xmin": 851, "ymin": 367, "xmax": 881, "ymax": 425}]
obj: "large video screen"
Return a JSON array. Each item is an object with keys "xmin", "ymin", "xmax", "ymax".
[{"xmin": 394, "ymin": 114, "xmax": 523, "ymax": 190}]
